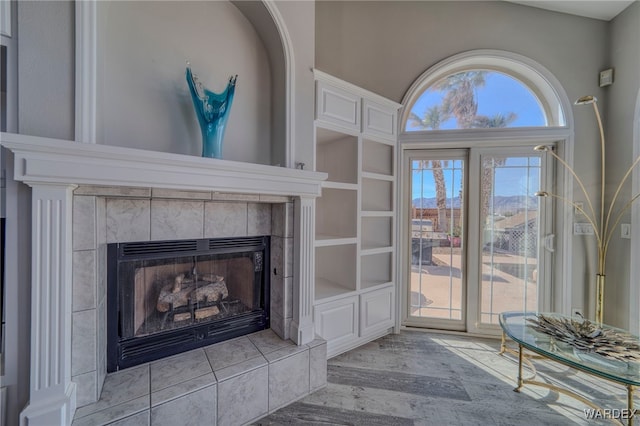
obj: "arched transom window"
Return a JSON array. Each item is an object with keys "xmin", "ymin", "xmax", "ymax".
[
  {"xmin": 401, "ymin": 51, "xmax": 568, "ymax": 133},
  {"xmin": 406, "ymin": 70, "xmax": 547, "ymax": 131}
]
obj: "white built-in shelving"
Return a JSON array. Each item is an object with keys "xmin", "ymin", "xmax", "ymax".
[{"xmin": 312, "ymin": 70, "xmax": 401, "ymax": 357}]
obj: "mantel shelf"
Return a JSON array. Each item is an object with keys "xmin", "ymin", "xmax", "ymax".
[{"xmin": 1, "ymin": 133, "xmax": 327, "ymax": 198}]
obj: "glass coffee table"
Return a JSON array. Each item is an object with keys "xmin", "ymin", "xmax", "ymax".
[{"xmin": 500, "ymin": 311, "xmax": 640, "ymax": 425}]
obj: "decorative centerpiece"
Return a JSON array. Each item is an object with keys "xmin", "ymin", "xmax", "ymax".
[
  {"xmin": 527, "ymin": 314, "xmax": 640, "ymax": 362},
  {"xmin": 186, "ymin": 63, "xmax": 237, "ymax": 159}
]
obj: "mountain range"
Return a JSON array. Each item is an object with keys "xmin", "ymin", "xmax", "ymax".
[{"xmin": 412, "ymin": 195, "xmax": 538, "ymax": 214}]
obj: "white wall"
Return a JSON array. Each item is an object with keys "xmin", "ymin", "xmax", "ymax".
[
  {"xmin": 97, "ymin": 1, "xmax": 272, "ymax": 164},
  {"xmin": 0, "ymin": 153, "xmax": 31, "ymax": 426},
  {"xmin": 604, "ymin": 2, "xmax": 640, "ymax": 328},
  {"xmin": 315, "ymin": 0, "xmax": 611, "ymax": 321},
  {"xmin": 275, "ymin": 0, "xmax": 316, "ymax": 169},
  {"xmin": 316, "ymin": 1, "xmax": 609, "ymax": 106},
  {"xmin": 3, "ymin": 2, "xmax": 74, "ymax": 425},
  {"xmin": 1, "ymin": 0, "xmax": 17, "ymax": 135},
  {"xmin": 17, "ymin": 0, "xmax": 75, "ymax": 140}
]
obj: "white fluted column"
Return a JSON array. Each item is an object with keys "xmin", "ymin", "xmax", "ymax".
[
  {"xmin": 20, "ymin": 184, "xmax": 77, "ymax": 426},
  {"xmin": 290, "ymin": 196, "xmax": 316, "ymax": 345}
]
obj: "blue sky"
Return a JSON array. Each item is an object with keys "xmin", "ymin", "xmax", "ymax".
[
  {"xmin": 406, "ymin": 71, "xmax": 546, "ymax": 131},
  {"xmin": 409, "ymin": 70, "xmax": 545, "ymax": 200}
]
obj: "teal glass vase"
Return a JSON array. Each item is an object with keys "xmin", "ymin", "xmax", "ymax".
[{"xmin": 186, "ymin": 65, "xmax": 237, "ymax": 159}]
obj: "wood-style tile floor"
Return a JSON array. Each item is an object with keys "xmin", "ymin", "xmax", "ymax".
[{"xmin": 255, "ymin": 330, "xmax": 628, "ymax": 425}]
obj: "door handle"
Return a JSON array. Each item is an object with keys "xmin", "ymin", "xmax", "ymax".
[{"xmin": 543, "ymin": 234, "xmax": 555, "ymax": 252}]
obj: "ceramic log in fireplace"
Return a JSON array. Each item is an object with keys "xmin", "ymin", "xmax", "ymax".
[{"xmin": 107, "ymin": 236, "xmax": 270, "ymax": 372}]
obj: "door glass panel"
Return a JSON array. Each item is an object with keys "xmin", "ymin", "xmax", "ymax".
[
  {"xmin": 410, "ymin": 158, "xmax": 464, "ymax": 321},
  {"xmin": 479, "ymin": 155, "xmax": 541, "ymax": 325}
]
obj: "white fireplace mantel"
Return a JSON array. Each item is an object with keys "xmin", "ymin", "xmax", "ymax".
[
  {"xmin": 1, "ymin": 132, "xmax": 326, "ymax": 426},
  {"xmin": 0, "ymin": 132, "xmax": 326, "ymax": 196}
]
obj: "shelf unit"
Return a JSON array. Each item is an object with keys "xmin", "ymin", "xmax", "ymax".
[
  {"xmin": 316, "ymin": 127, "xmax": 358, "ymax": 185},
  {"xmin": 313, "ymin": 70, "xmax": 401, "ymax": 357}
]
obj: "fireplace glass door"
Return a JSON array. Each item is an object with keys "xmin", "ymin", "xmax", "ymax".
[
  {"xmin": 122, "ymin": 252, "xmax": 260, "ymax": 338},
  {"xmin": 108, "ymin": 237, "xmax": 269, "ymax": 371}
]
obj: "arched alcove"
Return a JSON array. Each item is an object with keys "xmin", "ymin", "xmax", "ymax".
[
  {"xmin": 231, "ymin": 0, "xmax": 292, "ymax": 167},
  {"xmin": 78, "ymin": 0, "xmax": 294, "ymax": 167}
]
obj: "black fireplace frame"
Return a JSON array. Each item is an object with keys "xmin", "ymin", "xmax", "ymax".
[{"xmin": 107, "ymin": 236, "xmax": 270, "ymax": 372}]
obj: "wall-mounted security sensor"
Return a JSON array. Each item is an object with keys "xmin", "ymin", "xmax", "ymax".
[{"xmin": 599, "ymin": 68, "xmax": 614, "ymax": 87}]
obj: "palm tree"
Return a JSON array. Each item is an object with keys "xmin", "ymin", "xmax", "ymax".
[
  {"xmin": 474, "ymin": 112, "xmax": 517, "ymax": 129},
  {"xmin": 434, "ymin": 71, "xmax": 487, "ymax": 129},
  {"xmin": 411, "ymin": 106, "xmax": 449, "ymax": 232},
  {"xmin": 409, "ymin": 105, "xmax": 449, "ymax": 130},
  {"xmin": 412, "ymin": 72, "xmax": 520, "ymax": 234},
  {"xmin": 475, "ymin": 112, "xmax": 518, "ymax": 224}
]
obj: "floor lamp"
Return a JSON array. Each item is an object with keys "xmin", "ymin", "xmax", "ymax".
[{"xmin": 535, "ymin": 95, "xmax": 640, "ymax": 324}]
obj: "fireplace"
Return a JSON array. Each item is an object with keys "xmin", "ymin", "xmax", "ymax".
[
  {"xmin": 4, "ymin": 133, "xmax": 326, "ymax": 424},
  {"xmin": 107, "ymin": 236, "xmax": 270, "ymax": 372}
]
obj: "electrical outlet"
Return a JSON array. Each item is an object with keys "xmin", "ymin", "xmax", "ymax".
[
  {"xmin": 574, "ymin": 223, "xmax": 594, "ymax": 235},
  {"xmin": 622, "ymin": 223, "xmax": 631, "ymax": 239}
]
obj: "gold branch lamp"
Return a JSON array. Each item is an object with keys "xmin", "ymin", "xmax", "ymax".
[{"xmin": 535, "ymin": 95, "xmax": 640, "ymax": 324}]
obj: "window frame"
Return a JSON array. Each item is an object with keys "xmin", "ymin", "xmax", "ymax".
[
  {"xmin": 397, "ymin": 50, "xmax": 576, "ymax": 328},
  {"xmin": 400, "ymin": 50, "xmax": 569, "ymax": 136}
]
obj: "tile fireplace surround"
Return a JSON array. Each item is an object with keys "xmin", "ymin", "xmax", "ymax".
[{"xmin": 1, "ymin": 133, "xmax": 328, "ymax": 426}]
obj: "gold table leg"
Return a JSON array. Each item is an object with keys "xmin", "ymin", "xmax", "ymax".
[
  {"xmin": 500, "ymin": 331, "xmax": 507, "ymax": 355},
  {"xmin": 515, "ymin": 343, "xmax": 524, "ymax": 392}
]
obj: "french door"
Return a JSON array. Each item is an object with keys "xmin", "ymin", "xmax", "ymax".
[{"xmin": 404, "ymin": 146, "xmax": 551, "ymax": 334}]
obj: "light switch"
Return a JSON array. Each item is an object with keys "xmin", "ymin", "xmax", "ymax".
[
  {"xmin": 599, "ymin": 68, "xmax": 614, "ymax": 87},
  {"xmin": 574, "ymin": 201, "xmax": 584, "ymax": 215},
  {"xmin": 621, "ymin": 223, "xmax": 631, "ymax": 239}
]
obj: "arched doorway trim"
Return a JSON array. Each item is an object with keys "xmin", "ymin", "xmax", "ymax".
[
  {"xmin": 398, "ymin": 50, "xmax": 575, "ymax": 320},
  {"xmin": 261, "ymin": 1, "xmax": 295, "ymax": 167}
]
